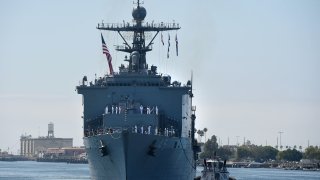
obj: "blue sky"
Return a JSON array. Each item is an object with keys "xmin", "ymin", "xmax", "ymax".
[{"xmin": 1, "ymin": 0, "xmax": 319, "ymax": 153}]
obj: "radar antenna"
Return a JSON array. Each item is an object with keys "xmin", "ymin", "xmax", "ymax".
[
  {"xmin": 97, "ymin": 1, "xmax": 180, "ymax": 73},
  {"xmin": 191, "ymin": 70, "xmax": 193, "ymax": 93},
  {"xmin": 134, "ymin": 0, "xmax": 144, "ymax": 7}
]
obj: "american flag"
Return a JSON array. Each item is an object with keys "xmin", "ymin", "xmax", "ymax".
[{"xmin": 101, "ymin": 33, "xmax": 114, "ymax": 75}]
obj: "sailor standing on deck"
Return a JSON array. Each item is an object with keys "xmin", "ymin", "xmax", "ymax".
[
  {"xmin": 112, "ymin": 105, "xmax": 114, "ymax": 114},
  {"xmin": 119, "ymin": 106, "xmax": 121, "ymax": 114},
  {"xmin": 105, "ymin": 106, "xmax": 109, "ymax": 114},
  {"xmin": 148, "ymin": 126, "xmax": 151, "ymax": 134},
  {"xmin": 155, "ymin": 126, "xmax": 158, "ymax": 135},
  {"xmin": 116, "ymin": 106, "xmax": 118, "ymax": 114},
  {"xmin": 141, "ymin": 126, "xmax": 144, "ymax": 134},
  {"xmin": 140, "ymin": 105, "xmax": 143, "ymax": 114},
  {"xmin": 155, "ymin": 106, "xmax": 158, "ymax": 115}
]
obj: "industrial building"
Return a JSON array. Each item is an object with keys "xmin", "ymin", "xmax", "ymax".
[
  {"xmin": 20, "ymin": 122, "xmax": 73, "ymax": 157},
  {"xmin": 44, "ymin": 147, "xmax": 86, "ymax": 159}
]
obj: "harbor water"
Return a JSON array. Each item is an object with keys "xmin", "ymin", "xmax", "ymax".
[{"xmin": 0, "ymin": 161, "xmax": 319, "ymax": 180}]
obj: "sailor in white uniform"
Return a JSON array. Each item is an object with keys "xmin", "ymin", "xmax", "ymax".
[
  {"xmin": 105, "ymin": 106, "xmax": 109, "ymax": 114},
  {"xmin": 155, "ymin": 126, "xmax": 158, "ymax": 135},
  {"xmin": 148, "ymin": 126, "xmax": 151, "ymax": 134}
]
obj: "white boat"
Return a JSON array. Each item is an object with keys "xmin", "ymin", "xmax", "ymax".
[{"xmin": 200, "ymin": 159, "xmax": 234, "ymax": 180}]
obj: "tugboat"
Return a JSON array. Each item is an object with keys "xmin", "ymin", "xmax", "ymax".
[
  {"xmin": 77, "ymin": 1, "xmax": 200, "ymax": 179},
  {"xmin": 200, "ymin": 159, "xmax": 231, "ymax": 180},
  {"xmin": 195, "ymin": 152, "xmax": 235, "ymax": 180}
]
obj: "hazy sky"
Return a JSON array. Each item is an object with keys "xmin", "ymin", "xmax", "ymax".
[{"xmin": 1, "ymin": 0, "xmax": 319, "ymax": 154}]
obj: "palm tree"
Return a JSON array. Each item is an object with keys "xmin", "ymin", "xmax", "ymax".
[
  {"xmin": 203, "ymin": 128, "xmax": 208, "ymax": 142},
  {"xmin": 199, "ymin": 130, "xmax": 204, "ymax": 143},
  {"xmin": 197, "ymin": 130, "xmax": 205, "ymax": 143},
  {"xmin": 197, "ymin": 130, "xmax": 201, "ymax": 142}
]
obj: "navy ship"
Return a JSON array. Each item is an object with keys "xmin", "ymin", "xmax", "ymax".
[{"xmin": 77, "ymin": 1, "xmax": 200, "ymax": 179}]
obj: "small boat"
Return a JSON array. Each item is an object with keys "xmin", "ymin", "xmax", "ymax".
[{"xmin": 200, "ymin": 159, "xmax": 235, "ymax": 180}]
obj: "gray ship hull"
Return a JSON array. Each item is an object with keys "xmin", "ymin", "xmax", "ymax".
[{"xmin": 84, "ymin": 131, "xmax": 195, "ymax": 180}]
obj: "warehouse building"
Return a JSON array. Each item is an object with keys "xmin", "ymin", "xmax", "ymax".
[{"xmin": 20, "ymin": 122, "xmax": 73, "ymax": 157}]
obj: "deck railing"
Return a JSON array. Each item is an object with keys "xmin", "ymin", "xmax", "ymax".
[{"xmin": 84, "ymin": 126, "xmax": 177, "ymax": 138}]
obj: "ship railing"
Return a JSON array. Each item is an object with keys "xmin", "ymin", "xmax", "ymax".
[
  {"xmin": 131, "ymin": 125, "xmax": 177, "ymax": 137},
  {"xmin": 104, "ymin": 105, "xmax": 159, "ymax": 115},
  {"xmin": 84, "ymin": 127, "xmax": 124, "ymax": 137},
  {"xmin": 97, "ymin": 22, "xmax": 180, "ymax": 30},
  {"xmin": 84, "ymin": 126, "xmax": 177, "ymax": 138},
  {"xmin": 115, "ymin": 45, "xmax": 129, "ymax": 51},
  {"xmin": 115, "ymin": 45, "xmax": 152, "ymax": 51}
]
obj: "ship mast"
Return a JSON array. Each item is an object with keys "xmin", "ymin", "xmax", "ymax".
[{"xmin": 97, "ymin": 1, "xmax": 180, "ymax": 73}]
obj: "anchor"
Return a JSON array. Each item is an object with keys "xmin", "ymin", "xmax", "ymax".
[{"xmin": 99, "ymin": 140, "xmax": 108, "ymax": 157}]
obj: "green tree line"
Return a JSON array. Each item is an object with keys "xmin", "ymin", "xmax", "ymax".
[{"xmin": 200, "ymin": 135, "xmax": 320, "ymax": 162}]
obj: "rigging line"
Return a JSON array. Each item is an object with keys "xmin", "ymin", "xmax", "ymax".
[
  {"xmin": 165, "ymin": 42, "xmax": 167, "ymax": 75},
  {"xmin": 115, "ymin": 32, "xmax": 118, "ymax": 70},
  {"xmin": 146, "ymin": 31, "xmax": 159, "ymax": 48},
  {"xmin": 158, "ymin": 32, "xmax": 161, "ymax": 73},
  {"xmin": 165, "ymin": 32, "xmax": 169, "ymax": 74},
  {"xmin": 117, "ymin": 31, "xmax": 131, "ymax": 48}
]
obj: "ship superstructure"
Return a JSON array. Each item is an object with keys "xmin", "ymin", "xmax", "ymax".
[{"xmin": 77, "ymin": 1, "xmax": 200, "ymax": 179}]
